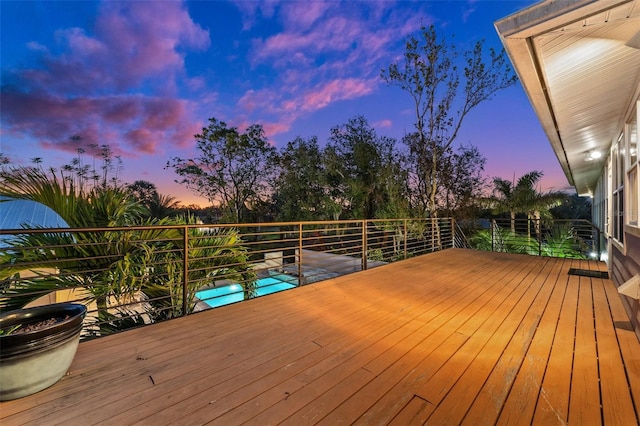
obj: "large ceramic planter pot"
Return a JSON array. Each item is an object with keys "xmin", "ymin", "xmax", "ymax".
[{"xmin": 0, "ymin": 303, "xmax": 87, "ymax": 401}]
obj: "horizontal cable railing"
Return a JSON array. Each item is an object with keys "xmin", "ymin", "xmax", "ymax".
[
  {"xmin": 0, "ymin": 218, "xmax": 453, "ymax": 340},
  {"xmin": 455, "ymin": 218, "xmax": 604, "ymax": 261}
]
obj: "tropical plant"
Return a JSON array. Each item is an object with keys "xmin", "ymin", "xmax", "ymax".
[
  {"xmin": 0, "ymin": 165, "xmax": 148, "ymax": 314},
  {"xmin": 487, "ymin": 171, "xmax": 566, "ymax": 233},
  {"xmin": 540, "ymin": 224, "xmax": 587, "ymax": 259},
  {"xmin": 0, "ymin": 166, "xmax": 256, "ymax": 335},
  {"xmin": 469, "ymin": 227, "xmax": 535, "ymax": 255},
  {"xmin": 139, "ymin": 219, "xmax": 257, "ymax": 322},
  {"xmin": 127, "ymin": 180, "xmax": 181, "ymax": 219},
  {"xmin": 468, "ymin": 222, "xmax": 587, "ymax": 259}
]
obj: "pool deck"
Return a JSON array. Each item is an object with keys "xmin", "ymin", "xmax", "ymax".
[{"xmin": 1, "ymin": 249, "xmax": 639, "ymax": 425}]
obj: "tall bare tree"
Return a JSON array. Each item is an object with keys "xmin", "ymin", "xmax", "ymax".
[{"xmin": 382, "ymin": 25, "xmax": 517, "ymax": 217}]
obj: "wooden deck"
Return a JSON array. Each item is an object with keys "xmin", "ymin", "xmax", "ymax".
[{"xmin": 2, "ymin": 249, "xmax": 639, "ymax": 425}]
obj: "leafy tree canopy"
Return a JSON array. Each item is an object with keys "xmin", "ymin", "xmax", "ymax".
[{"xmin": 167, "ymin": 117, "xmax": 277, "ymax": 223}]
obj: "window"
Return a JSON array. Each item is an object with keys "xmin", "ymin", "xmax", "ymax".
[
  {"xmin": 627, "ymin": 102, "xmax": 638, "ymax": 227},
  {"xmin": 612, "ymin": 135, "xmax": 624, "ymax": 244},
  {"xmin": 630, "ymin": 167, "xmax": 638, "ymax": 226},
  {"xmin": 593, "ymin": 167, "xmax": 607, "ymax": 232}
]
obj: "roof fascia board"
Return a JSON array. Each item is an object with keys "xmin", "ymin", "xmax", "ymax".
[{"xmin": 495, "ymin": 0, "xmax": 633, "ymax": 39}]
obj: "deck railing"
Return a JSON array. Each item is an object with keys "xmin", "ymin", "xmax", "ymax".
[
  {"xmin": 0, "ymin": 218, "xmax": 453, "ymax": 339},
  {"xmin": 455, "ymin": 218, "xmax": 604, "ymax": 261}
]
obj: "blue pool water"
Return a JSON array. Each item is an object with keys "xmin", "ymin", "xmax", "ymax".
[{"xmin": 196, "ymin": 276, "xmax": 296, "ymax": 309}]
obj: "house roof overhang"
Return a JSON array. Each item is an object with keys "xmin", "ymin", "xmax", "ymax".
[{"xmin": 495, "ymin": 0, "xmax": 640, "ymax": 196}]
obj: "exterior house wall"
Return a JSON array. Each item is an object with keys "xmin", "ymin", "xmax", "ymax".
[
  {"xmin": 612, "ymin": 237, "xmax": 640, "ymax": 339},
  {"xmin": 595, "ymin": 97, "xmax": 640, "ymax": 339}
]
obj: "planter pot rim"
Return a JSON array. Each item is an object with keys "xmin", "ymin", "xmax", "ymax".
[{"xmin": 0, "ymin": 303, "xmax": 87, "ymax": 359}]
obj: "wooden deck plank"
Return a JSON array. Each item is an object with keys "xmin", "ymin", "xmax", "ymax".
[
  {"xmin": 244, "ymin": 253, "xmax": 506, "ymax": 425},
  {"xmin": 416, "ymin": 258, "xmax": 542, "ymax": 406},
  {"xmin": 592, "ymin": 277, "xmax": 637, "ymax": 425},
  {"xmin": 13, "ymin": 283, "xmax": 412, "ymax": 424},
  {"xmin": 0, "ymin": 285, "xmax": 345, "ymax": 419},
  {"xmin": 252, "ymin": 253, "xmax": 528, "ymax": 424},
  {"xmin": 318, "ymin": 255, "xmax": 540, "ymax": 425},
  {"xmin": 154, "ymin": 258, "xmax": 476, "ymax": 424},
  {"xmin": 103, "ymin": 251, "xmax": 481, "ymax": 425},
  {"xmin": 353, "ymin": 256, "xmax": 548, "ymax": 425},
  {"xmin": 602, "ymin": 273, "xmax": 640, "ymax": 422},
  {"xmin": 486, "ymin": 258, "xmax": 568, "ymax": 425},
  {"xmin": 234, "ymin": 254, "xmax": 501, "ymax": 425},
  {"xmin": 388, "ymin": 395, "xmax": 434, "ymax": 426},
  {"xmin": 133, "ymin": 299, "xmax": 426, "ymax": 424},
  {"xmin": 214, "ymin": 255, "xmax": 478, "ymax": 425},
  {"xmin": 568, "ymin": 275, "xmax": 601, "ymax": 425},
  {"xmin": 422, "ymin": 258, "xmax": 559, "ymax": 425},
  {"xmin": 2, "ymin": 288, "xmax": 389, "ymax": 423},
  {"xmin": 530, "ymin": 269, "xmax": 580, "ymax": 425},
  {"xmin": 1, "ymin": 249, "xmax": 638, "ymax": 426},
  {"xmin": 458, "ymin": 257, "xmax": 566, "ymax": 426}
]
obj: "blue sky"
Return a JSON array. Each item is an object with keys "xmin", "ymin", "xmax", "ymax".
[{"xmin": 0, "ymin": 0, "xmax": 569, "ymax": 207}]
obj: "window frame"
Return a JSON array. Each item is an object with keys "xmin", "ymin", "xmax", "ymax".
[{"xmin": 625, "ymin": 101, "xmax": 639, "ymax": 237}]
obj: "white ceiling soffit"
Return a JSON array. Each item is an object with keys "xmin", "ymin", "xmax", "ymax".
[{"xmin": 495, "ymin": 0, "xmax": 640, "ymax": 196}]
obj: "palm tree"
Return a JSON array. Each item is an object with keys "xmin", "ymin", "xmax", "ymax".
[
  {"xmin": 127, "ymin": 180, "xmax": 181, "ymax": 219},
  {"xmin": 147, "ymin": 192, "xmax": 181, "ymax": 219},
  {"xmin": 489, "ymin": 171, "xmax": 566, "ymax": 235}
]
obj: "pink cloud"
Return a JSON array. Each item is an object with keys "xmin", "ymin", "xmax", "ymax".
[
  {"xmin": 243, "ymin": 2, "xmax": 426, "ymax": 126},
  {"xmin": 2, "ymin": 88, "xmax": 200, "ymax": 157},
  {"xmin": 281, "ymin": 1, "xmax": 331, "ymax": 29},
  {"xmin": 374, "ymin": 119, "xmax": 393, "ymax": 128},
  {"xmin": 237, "ymin": 89, "xmax": 262, "ymax": 113},
  {"xmin": 256, "ymin": 16, "xmax": 361, "ymax": 61},
  {"xmin": 1, "ymin": 0, "xmax": 208, "ymax": 158},
  {"xmin": 234, "ymin": 0, "xmax": 279, "ymax": 31},
  {"xmin": 302, "ymin": 79, "xmax": 376, "ymax": 111},
  {"xmin": 20, "ymin": 2, "xmax": 208, "ymax": 96},
  {"xmin": 262, "ymin": 121, "xmax": 292, "ymax": 138}
]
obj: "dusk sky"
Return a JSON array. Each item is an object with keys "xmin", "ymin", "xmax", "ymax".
[{"xmin": 0, "ymin": 0, "xmax": 570, "ymax": 207}]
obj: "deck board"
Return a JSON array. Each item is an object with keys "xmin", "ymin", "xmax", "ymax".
[
  {"xmin": 490, "ymin": 258, "xmax": 567, "ymax": 425},
  {"xmin": 1, "ymin": 249, "xmax": 638, "ymax": 425},
  {"xmin": 592, "ymin": 276, "xmax": 637, "ymax": 425},
  {"xmin": 450, "ymin": 257, "xmax": 565, "ymax": 426},
  {"xmin": 531, "ymin": 269, "xmax": 580, "ymax": 424},
  {"xmin": 568, "ymin": 274, "xmax": 602, "ymax": 424}
]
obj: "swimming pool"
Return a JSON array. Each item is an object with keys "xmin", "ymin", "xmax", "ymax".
[{"xmin": 196, "ymin": 275, "xmax": 297, "ymax": 309}]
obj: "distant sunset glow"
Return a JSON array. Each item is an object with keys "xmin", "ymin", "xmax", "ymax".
[{"xmin": 0, "ymin": 0, "xmax": 570, "ymax": 208}]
